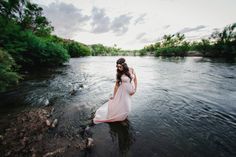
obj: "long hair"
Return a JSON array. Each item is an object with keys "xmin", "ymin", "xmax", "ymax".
[{"xmin": 116, "ymin": 58, "xmax": 132, "ymax": 85}]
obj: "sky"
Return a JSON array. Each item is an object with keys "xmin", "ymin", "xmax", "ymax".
[{"xmin": 32, "ymin": 0, "xmax": 236, "ymax": 50}]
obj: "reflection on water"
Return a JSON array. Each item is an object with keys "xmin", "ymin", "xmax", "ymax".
[
  {"xmin": 108, "ymin": 119, "xmax": 135, "ymax": 155},
  {"xmin": 0, "ymin": 56, "xmax": 236, "ymax": 157}
]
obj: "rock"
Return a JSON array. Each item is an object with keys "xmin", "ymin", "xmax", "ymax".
[
  {"xmin": 46, "ymin": 114, "xmax": 51, "ymax": 118},
  {"xmin": 44, "ymin": 99, "xmax": 50, "ymax": 106},
  {"xmin": 0, "ymin": 135, "xmax": 3, "ymax": 140},
  {"xmin": 86, "ymin": 138, "xmax": 94, "ymax": 148},
  {"xmin": 51, "ymin": 119, "xmax": 58, "ymax": 128},
  {"xmin": 46, "ymin": 119, "xmax": 51, "ymax": 126},
  {"xmin": 42, "ymin": 109, "xmax": 47, "ymax": 114},
  {"xmin": 69, "ymin": 89, "xmax": 77, "ymax": 95},
  {"xmin": 43, "ymin": 147, "xmax": 66, "ymax": 157},
  {"xmin": 20, "ymin": 136, "xmax": 28, "ymax": 146},
  {"xmin": 32, "ymin": 153, "xmax": 36, "ymax": 157},
  {"xmin": 51, "ymin": 107, "xmax": 55, "ymax": 113},
  {"xmin": 37, "ymin": 134, "xmax": 43, "ymax": 141},
  {"xmin": 78, "ymin": 84, "xmax": 84, "ymax": 90},
  {"xmin": 84, "ymin": 125, "xmax": 92, "ymax": 137},
  {"xmin": 85, "ymin": 126, "xmax": 90, "ymax": 131},
  {"xmin": 46, "ymin": 107, "xmax": 55, "ymax": 118},
  {"xmin": 5, "ymin": 151, "xmax": 12, "ymax": 156}
]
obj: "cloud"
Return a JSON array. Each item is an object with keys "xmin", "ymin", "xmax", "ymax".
[
  {"xmin": 90, "ymin": 7, "xmax": 133, "ymax": 36},
  {"xmin": 42, "ymin": 2, "xmax": 90, "ymax": 38},
  {"xmin": 135, "ymin": 32, "xmax": 161, "ymax": 44},
  {"xmin": 91, "ymin": 7, "xmax": 111, "ymax": 33},
  {"xmin": 136, "ymin": 32, "xmax": 146, "ymax": 40},
  {"xmin": 177, "ymin": 25, "xmax": 207, "ymax": 34},
  {"xmin": 186, "ymin": 34, "xmax": 211, "ymax": 41},
  {"xmin": 110, "ymin": 14, "xmax": 133, "ymax": 36},
  {"xmin": 163, "ymin": 25, "xmax": 171, "ymax": 29},
  {"xmin": 134, "ymin": 13, "xmax": 146, "ymax": 25}
]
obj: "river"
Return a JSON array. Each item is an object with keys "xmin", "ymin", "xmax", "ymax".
[{"xmin": 0, "ymin": 56, "xmax": 236, "ymax": 157}]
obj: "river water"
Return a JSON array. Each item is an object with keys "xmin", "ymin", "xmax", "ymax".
[{"xmin": 0, "ymin": 56, "xmax": 236, "ymax": 157}]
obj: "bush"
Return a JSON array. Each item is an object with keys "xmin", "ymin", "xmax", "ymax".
[
  {"xmin": 0, "ymin": 49, "xmax": 21, "ymax": 92},
  {"xmin": 67, "ymin": 42, "xmax": 91, "ymax": 57},
  {"xmin": 25, "ymin": 31, "xmax": 70, "ymax": 66},
  {"xmin": 155, "ymin": 45, "xmax": 189, "ymax": 57}
]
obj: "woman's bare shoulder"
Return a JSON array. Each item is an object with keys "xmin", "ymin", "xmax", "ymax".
[
  {"xmin": 129, "ymin": 67, "xmax": 134, "ymax": 74},
  {"xmin": 129, "ymin": 67, "xmax": 134, "ymax": 71}
]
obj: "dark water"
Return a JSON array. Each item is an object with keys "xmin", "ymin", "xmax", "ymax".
[{"xmin": 0, "ymin": 56, "xmax": 236, "ymax": 157}]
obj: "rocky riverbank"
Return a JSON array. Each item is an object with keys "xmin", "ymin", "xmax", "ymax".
[{"xmin": 0, "ymin": 106, "xmax": 94, "ymax": 157}]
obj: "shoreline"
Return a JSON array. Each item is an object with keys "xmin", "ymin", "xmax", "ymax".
[{"xmin": 0, "ymin": 106, "xmax": 92, "ymax": 157}]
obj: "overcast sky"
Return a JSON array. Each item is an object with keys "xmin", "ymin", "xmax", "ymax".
[{"xmin": 32, "ymin": 0, "xmax": 236, "ymax": 50}]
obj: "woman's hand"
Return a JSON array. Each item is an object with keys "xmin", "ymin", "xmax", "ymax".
[
  {"xmin": 129, "ymin": 91, "xmax": 135, "ymax": 96},
  {"xmin": 129, "ymin": 89, "xmax": 136, "ymax": 96}
]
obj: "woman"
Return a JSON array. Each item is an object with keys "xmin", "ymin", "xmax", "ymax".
[{"xmin": 93, "ymin": 58, "xmax": 138, "ymax": 124}]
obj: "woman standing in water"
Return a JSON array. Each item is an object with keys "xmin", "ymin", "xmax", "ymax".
[{"xmin": 93, "ymin": 58, "xmax": 138, "ymax": 124}]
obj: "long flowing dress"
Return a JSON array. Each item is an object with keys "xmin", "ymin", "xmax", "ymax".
[{"xmin": 93, "ymin": 68, "xmax": 136, "ymax": 124}]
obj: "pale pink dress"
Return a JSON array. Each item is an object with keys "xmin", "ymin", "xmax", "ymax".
[{"xmin": 93, "ymin": 68, "xmax": 136, "ymax": 124}]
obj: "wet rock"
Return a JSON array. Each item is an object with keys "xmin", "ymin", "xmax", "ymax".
[
  {"xmin": 37, "ymin": 134, "xmax": 43, "ymax": 141},
  {"xmin": 84, "ymin": 126, "xmax": 92, "ymax": 137},
  {"xmin": 46, "ymin": 107, "xmax": 55, "ymax": 118},
  {"xmin": 86, "ymin": 138, "xmax": 94, "ymax": 148},
  {"xmin": 69, "ymin": 89, "xmax": 77, "ymax": 95},
  {"xmin": 51, "ymin": 119, "xmax": 58, "ymax": 128},
  {"xmin": 5, "ymin": 151, "xmax": 12, "ymax": 156},
  {"xmin": 51, "ymin": 107, "xmax": 55, "ymax": 114},
  {"xmin": 0, "ymin": 135, "xmax": 3, "ymax": 140},
  {"xmin": 43, "ymin": 147, "xmax": 66, "ymax": 157},
  {"xmin": 46, "ymin": 119, "xmax": 51, "ymax": 126},
  {"xmin": 44, "ymin": 99, "xmax": 50, "ymax": 106}
]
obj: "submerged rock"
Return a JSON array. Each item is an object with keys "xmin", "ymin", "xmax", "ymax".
[
  {"xmin": 86, "ymin": 138, "xmax": 94, "ymax": 148},
  {"xmin": 44, "ymin": 99, "xmax": 50, "ymax": 106}
]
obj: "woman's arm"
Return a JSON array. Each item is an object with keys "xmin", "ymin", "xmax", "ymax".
[
  {"xmin": 112, "ymin": 80, "xmax": 119, "ymax": 98},
  {"xmin": 129, "ymin": 68, "xmax": 137, "ymax": 96},
  {"xmin": 134, "ymin": 74, "xmax": 137, "ymax": 92}
]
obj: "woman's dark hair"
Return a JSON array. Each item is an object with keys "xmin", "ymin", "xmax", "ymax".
[{"xmin": 116, "ymin": 58, "xmax": 132, "ymax": 85}]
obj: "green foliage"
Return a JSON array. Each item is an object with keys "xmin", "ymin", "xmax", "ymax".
[
  {"xmin": 90, "ymin": 44, "xmax": 107, "ymax": 56},
  {"xmin": 209, "ymin": 23, "xmax": 236, "ymax": 57},
  {"xmin": 90, "ymin": 44, "xmax": 121, "ymax": 56},
  {"xmin": 22, "ymin": 2, "xmax": 54, "ymax": 36},
  {"xmin": 147, "ymin": 33, "xmax": 190, "ymax": 57},
  {"xmin": 66, "ymin": 41, "xmax": 91, "ymax": 57},
  {"xmin": 155, "ymin": 45, "xmax": 189, "ymax": 57},
  {"xmin": 25, "ymin": 31, "xmax": 69, "ymax": 66},
  {"xmin": 190, "ymin": 39, "xmax": 213, "ymax": 56},
  {"xmin": 0, "ymin": 0, "xmax": 53, "ymax": 36},
  {"xmin": 139, "ymin": 49, "xmax": 148, "ymax": 56},
  {"xmin": 0, "ymin": 49, "xmax": 21, "ymax": 92},
  {"xmin": 143, "ymin": 23, "xmax": 236, "ymax": 58}
]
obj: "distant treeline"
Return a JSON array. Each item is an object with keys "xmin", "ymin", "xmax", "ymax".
[{"xmin": 140, "ymin": 23, "xmax": 236, "ymax": 57}]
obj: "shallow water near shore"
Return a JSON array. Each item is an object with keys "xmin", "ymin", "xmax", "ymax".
[{"xmin": 1, "ymin": 56, "xmax": 236, "ymax": 157}]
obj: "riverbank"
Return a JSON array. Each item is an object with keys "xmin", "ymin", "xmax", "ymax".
[{"xmin": 0, "ymin": 105, "xmax": 94, "ymax": 157}]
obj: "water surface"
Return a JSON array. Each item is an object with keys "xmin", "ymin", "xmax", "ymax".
[{"xmin": 0, "ymin": 56, "xmax": 236, "ymax": 157}]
